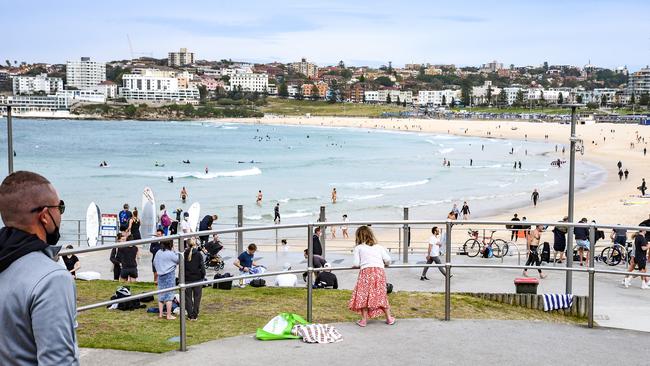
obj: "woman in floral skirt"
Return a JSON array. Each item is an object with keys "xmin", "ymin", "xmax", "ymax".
[{"xmin": 348, "ymin": 225, "xmax": 395, "ymax": 327}]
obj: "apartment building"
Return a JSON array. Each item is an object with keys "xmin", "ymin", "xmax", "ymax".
[
  {"xmin": 288, "ymin": 58, "xmax": 319, "ymax": 79},
  {"xmin": 66, "ymin": 57, "xmax": 106, "ymax": 89},
  {"xmin": 418, "ymin": 90, "xmax": 460, "ymax": 106},
  {"xmin": 229, "ymin": 73, "xmax": 268, "ymax": 93},
  {"xmin": 12, "ymin": 73, "xmax": 63, "ymax": 95},
  {"xmin": 168, "ymin": 48, "xmax": 195, "ymax": 67},
  {"xmin": 120, "ymin": 69, "xmax": 199, "ymax": 101},
  {"xmin": 627, "ymin": 67, "xmax": 650, "ymax": 96}
]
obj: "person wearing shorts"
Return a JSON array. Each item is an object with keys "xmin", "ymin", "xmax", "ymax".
[
  {"xmin": 624, "ymin": 230, "xmax": 648, "ymax": 289},
  {"xmin": 574, "ymin": 218, "xmax": 590, "ymax": 266},
  {"xmin": 117, "ymin": 244, "xmax": 139, "ymax": 282}
]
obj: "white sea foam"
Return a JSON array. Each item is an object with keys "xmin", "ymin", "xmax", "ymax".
[
  {"xmin": 438, "ymin": 148, "xmax": 455, "ymax": 154},
  {"xmin": 244, "ymin": 215, "xmax": 263, "ymax": 220},
  {"xmin": 334, "ymin": 179, "xmax": 430, "ymax": 190},
  {"xmin": 345, "ymin": 194, "xmax": 384, "ymax": 202}
]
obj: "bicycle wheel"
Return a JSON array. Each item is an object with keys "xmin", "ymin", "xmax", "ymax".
[
  {"xmin": 493, "ymin": 239, "xmax": 508, "ymax": 258},
  {"xmin": 464, "ymin": 239, "xmax": 481, "ymax": 257},
  {"xmin": 491, "ymin": 243, "xmax": 501, "ymax": 258},
  {"xmin": 600, "ymin": 246, "xmax": 622, "ymax": 266}
]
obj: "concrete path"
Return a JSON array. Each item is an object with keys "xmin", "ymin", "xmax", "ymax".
[
  {"xmin": 75, "ymin": 246, "xmax": 650, "ymax": 332},
  {"xmin": 79, "ymin": 319, "xmax": 650, "ymax": 365}
]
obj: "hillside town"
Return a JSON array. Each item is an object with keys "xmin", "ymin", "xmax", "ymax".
[{"xmin": 0, "ymin": 47, "xmax": 649, "ymax": 118}]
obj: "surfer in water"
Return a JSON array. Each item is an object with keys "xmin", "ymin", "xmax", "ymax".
[
  {"xmin": 180, "ymin": 187, "xmax": 188, "ymax": 203},
  {"xmin": 256, "ymin": 190, "xmax": 263, "ymax": 205},
  {"xmin": 182, "ymin": 160, "xmax": 191, "ymax": 164},
  {"xmin": 205, "ymin": 166, "xmax": 209, "ymax": 174},
  {"xmin": 167, "ymin": 176, "xmax": 174, "ymax": 183}
]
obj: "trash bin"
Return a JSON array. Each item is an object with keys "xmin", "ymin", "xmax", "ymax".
[{"xmin": 514, "ymin": 277, "xmax": 539, "ymax": 294}]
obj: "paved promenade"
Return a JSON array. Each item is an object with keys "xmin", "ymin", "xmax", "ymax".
[{"xmin": 80, "ymin": 319, "xmax": 650, "ymax": 365}]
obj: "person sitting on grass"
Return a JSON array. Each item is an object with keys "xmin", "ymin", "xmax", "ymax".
[
  {"xmin": 314, "ymin": 263, "xmax": 338, "ymax": 289},
  {"xmin": 302, "ymin": 248, "xmax": 326, "ymax": 282},
  {"xmin": 274, "ymin": 262, "xmax": 298, "ymax": 287},
  {"xmin": 234, "ymin": 243, "xmax": 265, "ymax": 285}
]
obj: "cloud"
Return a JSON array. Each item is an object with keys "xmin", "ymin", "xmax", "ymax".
[{"xmin": 434, "ymin": 15, "xmax": 488, "ymax": 23}]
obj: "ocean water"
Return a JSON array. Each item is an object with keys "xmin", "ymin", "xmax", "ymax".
[{"xmin": 0, "ymin": 119, "xmax": 605, "ymax": 231}]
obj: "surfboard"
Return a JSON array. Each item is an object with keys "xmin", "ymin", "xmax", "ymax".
[
  {"xmin": 141, "ymin": 187, "xmax": 157, "ymax": 238},
  {"xmin": 187, "ymin": 202, "xmax": 201, "ymax": 232},
  {"xmin": 85, "ymin": 202, "xmax": 100, "ymax": 247}
]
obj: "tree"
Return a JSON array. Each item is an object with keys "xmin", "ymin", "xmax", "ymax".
[
  {"xmin": 539, "ymin": 90, "xmax": 545, "ymax": 106},
  {"xmin": 576, "ymin": 94, "xmax": 583, "ymax": 104},
  {"xmin": 630, "ymin": 93, "xmax": 635, "ymax": 105},
  {"xmin": 358, "ymin": 74, "xmax": 366, "ymax": 82},
  {"xmin": 396, "ymin": 95, "xmax": 400, "ymax": 105},
  {"xmin": 337, "ymin": 60, "xmax": 345, "ymax": 69},
  {"xmin": 461, "ymin": 83, "xmax": 472, "ymax": 106},
  {"xmin": 640, "ymin": 92, "xmax": 650, "ymax": 107},
  {"xmin": 586, "ymin": 102, "xmax": 599, "ymax": 110},
  {"xmin": 543, "ymin": 61, "xmax": 549, "ymax": 71},
  {"xmin": 498, "ymin": 89, "xmax": 507, "ymax": 106},
  {"xmin": 374, "ymin": 76, "xmax": 394, "ymax": 87},
  {"xmin": 486, "ymin": 85, "xmax": 493, "ymax": 106},
  {"xmin": 278, "ymin": 82, "xmax": 289, "ymax": 98},
  {"xmin": 515, "ymin": 90, "xmax": 524, "ymax": 106},
  {"xmin": 600, "ymin": 94, "xmax": 607, "ymax": 107},
  {"xmin": 124, "ymin": 105, "xmax": 137, "ymax": 118},
  {"xmin": 558, "ymin": 92, "xmax": 564, "ymax": 105},
  {"xmin": 198, "ymin": 85, "xmax": 208, "ymax": 104},
  {"xmin": 340, "ymin": 69, "xmax": 352, "ymax": 79},
  {"xmin": 5, "ymin": 60, "xmax": 10, "ymax": 67},
  {"xmin": 450, "ymin": 97, "xmax": 455, "ymax": 107},
  {"xmin": 311, "ymin": 84, "xmax": 319, "ymax": 100},
  {"xmin": 442, "ymin": 94, "xmax": 447, "ymax": 106},
  {"xmin": 386, "ymin": 93, "xmax": 392, "ymax": 104}
]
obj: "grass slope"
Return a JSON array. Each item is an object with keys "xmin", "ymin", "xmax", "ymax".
[
  {"xmin": 261, "ymin": 98, "xmax": 407, "ymax": 117},
  {"xmin": 77, "ymin": 280, "xmax": 584, "ymax": 353}
]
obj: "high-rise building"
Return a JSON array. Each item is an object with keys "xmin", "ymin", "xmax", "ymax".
[
  {"xmin": 229, "ymin": 73, "xmax": 268, "ymax": 93},
  {"xmin": 66, "ymin": 57, "xmax": 106, "ymax": 90},
  {"xmin": 168, "ymin": 48, "xmax": 195, "ymax": 67},
  {"xmin": 288, "ymin": 58, "xmax": 319, "ymax": 79},
  {"xmin": 627, "ymin": 67, "xmax": 650, "ymax": 96},
  {"xmin": 12, "ymin": 73, "xmax": 63, "ymax": 95}
]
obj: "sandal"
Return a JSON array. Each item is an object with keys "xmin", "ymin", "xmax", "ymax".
[
  {"xmin": 356, "ymin": 320, "xmax": 367, "ymax": 327},
  {"xmin": 386, "ymin": 317, "xmax": 396, "ymax": 325}
]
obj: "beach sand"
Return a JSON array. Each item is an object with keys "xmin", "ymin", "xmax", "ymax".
[{"xmin": 225, "ymin": 115, "xmax": 650, "ymax": 248}]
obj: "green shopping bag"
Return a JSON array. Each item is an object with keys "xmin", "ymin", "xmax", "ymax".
[{"xmin": 255, "ymin": 313, "xmax": 309, "ymax": 341}]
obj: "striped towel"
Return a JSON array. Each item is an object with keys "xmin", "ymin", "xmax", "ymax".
[
  {"xmin": 291, "ymin": 324, "xmax": 343, "ymax": 344},
  {"xmin": 543, "ymin": 294, "xmax": 574, "ymax": 311}
]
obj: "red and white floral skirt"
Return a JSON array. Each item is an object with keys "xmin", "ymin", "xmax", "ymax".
[{"xmin": 348, "ymin": 267, "xmax": 390, "ymax": 318}]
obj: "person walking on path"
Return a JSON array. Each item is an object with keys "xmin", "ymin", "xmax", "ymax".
[
  {"xmin": 184, "ymin": 238, "xmax": 205, "ymax": 320},
  {"xmin": 348, "ymin": 226, "xmax": 395, "ymax": 327},
  {"xmin": 623, "ymin": 230, "xmax": 648, "ymax": 289},
  {"xmin": 509, "ymin": 213, "xmax": 521, "ymax": 241},
  {"xmin": 531, "ymin": 189, "xmax": 540, "ymax": 207},
  {"xmin": 0, "ymin": 171, "xmax": 79, "ymax": 365},
  {"xmin": 523, "ymin": 225, "xmax": 547, "ymax": 279},
  {"xmin": 618, "ymin": 169, "xmax": 624, "ymax": 181},
  {"xmin": 624, "ymin": 169, "xmax": 629, "ymax": 180},
  {"xmin": 461, "ymin": 201, "xmax": 471, "ymax": 220},
  {"xmin": 153, "ymin": 240, "xmax": 179, "ymax": 320},
  {"xmin": 639, "ymin": 178, "xmax": 647, "ymax": 196},
  {"xmin": 420, "ymin": 226, "xmax": 447, "ymax": 280},
  {"xmin": 617, "ymin": 161, "xmax": 623, "ymax": 170}
]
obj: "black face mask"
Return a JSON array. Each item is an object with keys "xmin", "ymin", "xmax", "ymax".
[{"xmin": 42, "ymin": 210, "xmax": 61, "ymax": 246}]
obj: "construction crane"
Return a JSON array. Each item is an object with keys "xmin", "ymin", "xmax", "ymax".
[{"xmin": 126, "ymin": 34, "xmax": 154, "ymax": 59}]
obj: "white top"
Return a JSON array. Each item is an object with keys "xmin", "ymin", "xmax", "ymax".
[
  {"xmin": 428, "ymin": 235, "xmax": 441, "ymax": 257},
  {"xmin": 181, "ymin": 219, "xmax": 192, "ymax": 233},
  {"xmin": 353, "ymin": 244, "xmax": 391, "ymax": 269},
  {"xmin": 274, "ymin": 273, "xmax": 298, "ymax": 287},
  {"xmin": 341, "ymin": 217, "xmax": 349, "ymax": 230}
]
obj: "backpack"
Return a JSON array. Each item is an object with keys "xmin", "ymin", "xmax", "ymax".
[
  {"xmin": 161, "ymin": 211, "xmax": 172, "ymax": 227},
  {"xmin": 541, "ymin": 242, "xmax": 551, "ymax": 263},
  {"xmin": 386, "ymin": 283, "xmax": 394, "ymax": 294},
  {"xmin": 213, "ymin": 272, "xmax": 233, "ymax": 290},
  {"xmin": 250, "ymin": 278, "xmax": 266, "ymax": 287},
  {"xmin": 109, "ymin": 286, "xmax": 145, "ymax": 311}
]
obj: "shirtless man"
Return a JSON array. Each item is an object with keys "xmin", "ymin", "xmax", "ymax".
[
  {"xmin": 331, "ymin": 188, "xmax": 337, "ymax": 204},
  {"xmin": 523, "ymin": 225, "xmax": 547, "ymax": 279}
]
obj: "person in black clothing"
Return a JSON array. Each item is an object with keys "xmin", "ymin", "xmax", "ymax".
[
  {"xmin": 62, "ymin": 245, "xmax": 80, "ymax": 278},
  {"xmin": 509, "ymin": 213, "xmax": 521, "ymax": 241},
  {"xmin": 640, "ymin": 178, "xmax": 647, "ymax": 196},
  {"xmin": 150, "ymin": 229, "xmax": 164, "ymax": 285},
  {"xmin": 198, "ymin": 214, "xmax": 218, "ymax": 244},
  {"xmin": 617, "ymin": 161, "xmax": 622, "ymax": 170},
  {"xmin": 312, "ymin": 227, "xmax": 323, "ymax": 256},
  {"xmin": 127, "ymin": 208, "xmax": 141, "ymax": 240},
  {"xmin": 531, "ymin": 189, "xmax": 539, "ymax": 207},
  {"xmin": 461, "ymin": 201, "xmax": 470, "ymax": 220},
  {"xmin": 302, "ymin": 249, "xmax": 326, "ymax": 282},
  {"xmin": 624, "ymin": 169, "xmax": 629, "ymax": 180},
  {"xmin": 314, "ymin": 263, "xmax": 338, "ymax": 289},
  {"xmin": 623, "ymin": 231, "xmax": 648, "ymax": 289},
  {"xmin": 639, "ymin": 214, "xmax": 650, "ymax": 241},
  {"xmin": 574, "ymin": 218, "xmax": 590, "ymax": 267},
  {"xmin": 117, "ymin": 237, "xmax": 139, "ymax": 282},
  {"xmin": 618, "ymin": 169, "xmax": 624, "ymax": 181},
  {"xmin": 184, "ymin": 238, "xmax": 206, "ymax": 320},
  {"xmin": 552, "ymin": 217, "xmax": 568, "ymax": 263},
  {"xmin": 274, "ymin": 203, "xmax": 281, "ymax": 224},
  {"xmin": 110, "ymin": 233, "xmax": 124, "ymax": 281}
]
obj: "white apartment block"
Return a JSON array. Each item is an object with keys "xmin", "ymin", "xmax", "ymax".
[
  {"xmin": 66, "ymin": 57, "xmax": 106, "ymax": 89},
  {"xmin": 364, "ymin": 90, "xmax": 412, "ymax": 104},
  {"xmin": 287, "ymin": 84, "xmax": 300, "ymax": 97},
  {"xmin": 0, "ymin": 95, "xmax": 69, "ymax": 113},
  {"xmin": 627, "ymin": 67, "xmax": 650, "ymax": 96},
  {"xmin": 121, "ymin": 69, "xmax": 199, "ymax": 101},
  {"xmin": 120, "ymin": 88, "xmax": 200, "ymax": 102},
  {"xmin": 95, "ymin": 81, "xmax": 118, "ymax": 99},
  {"xmin": 12, "ymin": 73, "xmax": 63, "ymax": 95},
  {"xmin": 418, "ymin": 90, "xmax": 460, "ymax": 106},
  {"xmin": 472, "ymin": 81, "xmax": 501, "ymax": 105},
  {"xmin": 502, "ymin": 87, "xmax": 522, "ymax": 105},
  {"xmin": 221, "ymin": 67, "xmax": 253, "ymax": 77},
  {"xmin": 229, "ymin": 73, "xmax": 268, "ymax": 93},
  {"xmin": 56, "ymin": 90, "xmax": 106, "ymax": 103},
  {"xmin": 123, "ymin": 73, "xmax": 179, "ymax": 92},
  {"xmin": 288, "ymin": 58, "xmax": 319, "ymax": 79},
  {"xmin": 168, "ymin": 48, "xmax": 195, "ymax": 67}
]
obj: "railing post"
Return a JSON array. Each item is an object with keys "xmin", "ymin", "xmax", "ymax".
[
  {"xmin": 237, "ymin": 205, "xmax": 243, "ymax": 255},
  {"xmin": 77, "ymin": 220, "xmax": 82, "ymax": 247},
  {"xmin": 178, "ymin": 236, "xmax": 187, "ymax": 351},
  {"xmin": 444, "ymin": 219, "xmax": 452, "ymax": 321},
  {"xmin": 588, "ymin": 223, "xmax": 596, "ymax": 328},
  {"xmin": 566, "ymin": 106, "xmax": 577, "ymax": 294},
  {"xmin": 6, "ymin": 105, "xmax": 13, "ymax": 175},
  {"xmin": 402, "ymin": 208, "xmax": 409, "ymax": 263},
  {"xmin": 307, "ymin": 224, "xmax": 314, "ymax": 322},
  {"xmin": 319, "ymin": 206, "xmax": 326, "ymax": 259}
]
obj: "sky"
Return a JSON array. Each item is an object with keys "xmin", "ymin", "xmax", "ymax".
[{"xmin": 1, "ymin": 0, "xmax": 649, "ymax": 70}]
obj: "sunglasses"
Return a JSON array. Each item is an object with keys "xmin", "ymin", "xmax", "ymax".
[{"xmin": 31, "ymin": 200, "xmax": 66, "ymax": 215}]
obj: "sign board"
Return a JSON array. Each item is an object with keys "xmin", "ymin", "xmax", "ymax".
[{"xmin": 100, "ymin": 213, "xmax": 119, "ymax": 237}]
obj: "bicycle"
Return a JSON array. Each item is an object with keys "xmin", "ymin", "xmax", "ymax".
[
  {"xmin": 463, "ymin": 229, "xmax": 503, "ymax": 258},
  {"xmin": 600, "ymin": 241, "xmax": 633, "ymax": 266}
]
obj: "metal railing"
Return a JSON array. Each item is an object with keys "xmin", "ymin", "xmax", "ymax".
[{"xmin": 61, "ymin": 219, "xmax": 650, "ymax": 352}]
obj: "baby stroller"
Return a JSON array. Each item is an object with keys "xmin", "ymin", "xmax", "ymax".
[{"xmin": 202, "ymin": 239, "xmax": 225, "ymax": 271}]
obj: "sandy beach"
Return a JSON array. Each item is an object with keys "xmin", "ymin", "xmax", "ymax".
[{"xmin": 219, "ymin": 115, "xmax": 650, "ymax": 248}]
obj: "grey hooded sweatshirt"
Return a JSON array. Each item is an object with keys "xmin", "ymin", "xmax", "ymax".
[{"xmin": 0, "ymin": 227, "xmax": 79, "ymax": 365}]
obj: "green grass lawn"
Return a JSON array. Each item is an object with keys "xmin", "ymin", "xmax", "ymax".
[
  {"xmin": 260, "ymin": 98, "xmax": 407, "ymax": 117},
  {"xmin": 77, "ymin": 280, "xmax": 584, "ymax": 353},
  {"xmin": 451, "ymin": 106, "xmax": 571, "ymax": 115}
]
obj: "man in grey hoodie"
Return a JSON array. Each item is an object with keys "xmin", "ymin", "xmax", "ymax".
[{"xmin": 0, "ymin": 171, "xmax": 79, "ymax": 365}]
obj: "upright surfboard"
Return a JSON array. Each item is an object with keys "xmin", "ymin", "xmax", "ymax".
[
  {"xmin": 141, "ymin": 187, "xmax": 157, "ymax": 238},
  {"xmin": 187, "ymin": 202, "xmax": 201, "ymax": 232},
  {"xmin": 85, "ymin": 202, "xmax": 100, "ymax": 247}
]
